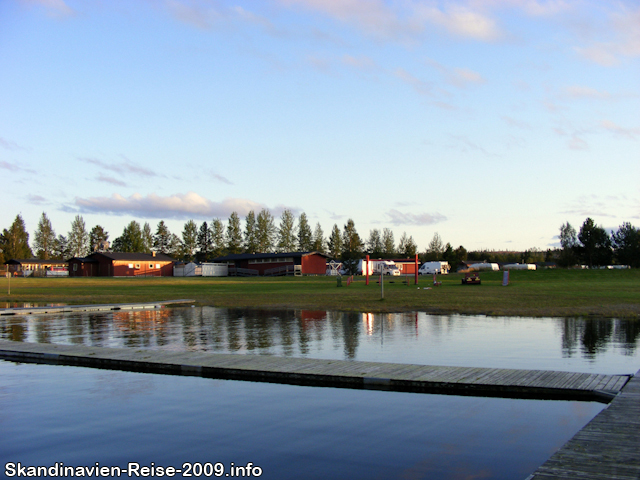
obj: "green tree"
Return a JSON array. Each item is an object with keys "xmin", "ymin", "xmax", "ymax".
[
  {"xmin": 327, "ymin": 224, "xmax": 342, "ymax": 259},
  {"xmin": 424, "ymin": 232, "xmax": 443, "ymax": 261},
  {"xmin": 68, "ymin": 215, "xmax": 89, "ymax": 258},
  {"xmin": 0, "ymin": 214, "xmax": 33, "ymax": 260},
  {"xmin": 612, "ymin": 222, "xmax": 640, "ymax": 268},
  {"xmin": 558, "ymin": 222, "xmax": 578, "ymax": 267},
  {"xmin": 210, "ymin": 218, "xmax": 226, "ymax": 258},
  {"xmin": 33, "ymin": 212, "xmax": 56, "ymax": 259},
  {"xmin": 167, "ymin": 233, "xmax": 182, "ymax": 258},
  {"xmin": 256, "ymin": 209, "xmax": 276, "ymax": 253},
  {"xmin": 382, "ymin": 228, "xmax": 395, "ymax": 257},
  {"xmin": 398, "ymin": 232, "xmax": 417, "ymax": 257},
  {"xmin": 197, "ymin": 221, "xmax": 213, "ymax": 261},
  {"xmin": 113, "ymin": 221, "xmax": 144, "ymax": 253},
  {"xmin": 89, "ymin": 225, "xmax": 109, "ymax": 252},
  {"xmin": 341, "ymin": 219, "xmax": 364, "ymax": 275},
  {"xmin": 297, "ymin": 212, "xmax": 313, "ymax": 252},
  {"xmin": 153, "ymin": 221, "xmax": 172, "ymax": 254},
  {"xmin": 243, "ymin": 211, "xmax": 258, "ymax": 253},
  {"xmin": 277, "ymin": 209, "xmax": 297, "ymax": 253},
  {"xmin": 182, "ymin": 220, "xmax": 198, "ymax": 261},
  {"xmin": 53, "ymin": 234, "xmax": 70, "ymax": 260},
  {"xmin": 578, "ymin": 218, "xmax": 612, "ymax": 267},
  {"xmin": 442, "ymin": 242, "xmax": 455, "ymax": 268},
  {"xmin": 142, "ymin": 222, "xmax": 153, "ymax": 253},
  {"xmin": 367, "ymin": 229, "xmax": 383, "ymax": 257},
  {"xmin": 226, "ymin": 212, "xmax": 243, "ymax": 254},
  {"xmin": 312, "ymin": 222, "xmax": 325, "ymax": 253}
]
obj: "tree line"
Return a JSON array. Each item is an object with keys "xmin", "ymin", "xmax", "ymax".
[
  {"xmin": 0, "ymin": 210, "xmax": 417, "ymax": 269},
  {"xmin": 557, "ymin": 218, "xmax": 640, "ymax": 268},
  {"xmin": 2, "ymin": 212, "xmax": 637, "ymax": 270}
]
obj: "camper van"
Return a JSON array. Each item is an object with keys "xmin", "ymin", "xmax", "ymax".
[{"xmin": 419, "ymin": 261, "xmax": 450, "ymax": 275}]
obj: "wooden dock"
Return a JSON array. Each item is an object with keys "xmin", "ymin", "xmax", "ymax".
[
  {"xmin": 0, "ymin": 340, "xmax": 630, "ymax": 403},
  {"xmin": 528, "ymin": 368, "xmax": 640, "ymax": 480},
  {"xmin": 0, "ymin": 300, "xmax": 195, "ymax": 316}
]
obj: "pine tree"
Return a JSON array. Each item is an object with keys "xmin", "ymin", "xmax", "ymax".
[
  {"xmin": 341, "ymin": 219, "xmax": 364, "ymax": 274},
  {"xmin": 277, "ymin": 209, "xmax": 296, "ymax": 253},
  {"xmin": 34, "ymin": 212, "xmax": 56, "ymax": 259},
  {"xmin": 197, "ymin": 221, "xmax": 213, "ymax": 261},
  {"xmin": 366, "ymin": 229, "xmax": 383, "ymax": 257},
  {"xmin": 182, "ymin": 220, "xmax": 198, "ymax": 261},
  {"xmin": 327, "ymin": 224, "xmax": 342, "ymax": 259},
  {"xmin": 153, "ymin": 221, "xmax": 172, "ymax": 254},
  {"xmin": 243, "ymin": 211, "xmax": 258, "ymax": 253},
  {"xmin": 256, "ymin": 209, "xmax": 276, "ymax": 253},
  {"xmin": 113, "ymin": 221, "xmax": 144, "ymax": 253},
  {"xmin": 142, "ymin": 223, "xmax": 153, "ymax": 253},
  {"xmin": 297, "ymin": 212, "xmax": 313, "ymax": 252},
  {"xmin": 210, "ymin": 218, "xmax": 226, "ymax": 258},
  {"xmin": 68, "ymin": 215, "xmax": 89, "ymax": 258},
  {"xmin": 226, "ymin": 212, "xmax": 243, "ymax": 254},
  {"xmin": 53, "ymin": 234, "xmax": 70, "ymax": 260},
  {"xmin": 89, "ymin": 225, "xmax": 109, "ymax": 252},
  {"xmin": 0, "ymin": 214, "xmax": 33, "ymax": 260},
  {"xmin": 398, "ymin": 232, "xmax": 417, "ymax": 257},
  {"xmin": 312, "ymin": 222, "xmax": 325, "ymax": 253},
  {"xmin": 382, "ymin": 228, "xmax": 395, "ymax": 257}
]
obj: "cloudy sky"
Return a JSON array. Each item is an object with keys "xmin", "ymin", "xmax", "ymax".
[{"xmin": 1, "ymin": 0, "xmax": 639, "ymax": 252}]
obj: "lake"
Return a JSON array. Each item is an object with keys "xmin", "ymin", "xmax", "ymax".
[{"xmin": 1, "ymin": 307, "xmax": 639, "ymax": 479}]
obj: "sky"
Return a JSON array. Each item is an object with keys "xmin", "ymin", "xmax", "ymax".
[{"xmin": 1, "ymin": 0, "xmax": 639, "ymax": 253}]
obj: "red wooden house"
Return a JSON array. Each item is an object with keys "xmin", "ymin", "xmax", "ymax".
[
  {"xmin": 213, "ymin": 252, "xmax": 330, "ymax": 276},
  {"xmin": 68, "ymin": 252, "xmax": 175, "ymax": 277}
]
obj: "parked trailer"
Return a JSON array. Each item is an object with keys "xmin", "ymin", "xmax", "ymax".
[
  {"xmin": 419, "ymin": 261, "xmax": 451, "ymax": 275},
  {"xmin": 503, "ymin": 263, "xmax": 537, "ymax": 270},
  {"xmin": 469, "ymin": 263, "xmax": 500, "ymax": 271},
  {"xmin": 358, "ymin": 260, "xmax": 401, "ymax": 276}
]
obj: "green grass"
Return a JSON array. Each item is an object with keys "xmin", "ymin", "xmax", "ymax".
[{"xmin": 1, "ymin": 269, "xmax": 639, "ymax": 318}]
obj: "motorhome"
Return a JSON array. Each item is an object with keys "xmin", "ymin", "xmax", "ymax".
[{"xmin": 419, "ymin": 261, "xmax": 451, "ymax": 275}]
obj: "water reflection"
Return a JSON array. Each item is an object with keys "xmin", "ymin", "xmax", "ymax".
[{"xmin": 1, "ymin": 307, "xmax": 639, "ymax": 374}]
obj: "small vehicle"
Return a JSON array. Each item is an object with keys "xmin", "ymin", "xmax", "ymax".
[
  {"xmin": 383, "ymin": 265, "xmax": 401, "ymax": 276},
  {"xmin": 461, "ymin": 272, "xmax": 481, "ymax": 285}
]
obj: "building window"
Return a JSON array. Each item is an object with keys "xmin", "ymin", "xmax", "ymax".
[
  {"xmin": 135, "ymin": 264, "xmax": 140, "ymax": 269},
  {"xmin": 73, "ymin": 264, "xmax": 78, "ymax": 272},
  {"xmin": 149, "ymin": 264, "xmax": 154, "ymax": 269},
  {"xmin": 156, "ymin": 264, "xmax": 160, "ymax": 269},
  {"xmin": 128, "ymin": 264, "xmax": 134, "ymax": 269}
]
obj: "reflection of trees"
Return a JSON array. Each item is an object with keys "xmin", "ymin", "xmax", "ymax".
[
  {"xmin": 0, "ymin": 318, "xmax": 26, "ymax": 342},
  {"xmin": 561, "ymin": 318, "xmax": 638, "ymax": 359},
  {"xmin": 340, "ymin": 312, "xmax": 361, "ymax": 359}
]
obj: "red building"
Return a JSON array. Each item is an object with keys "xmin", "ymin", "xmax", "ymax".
[
  {"xmin": 68, "ymin": 252, "xmax": 175, "ymax": 277},
  {"xmin": 213, "ymin": 252, "xmax": 330, "ymax": 276}
]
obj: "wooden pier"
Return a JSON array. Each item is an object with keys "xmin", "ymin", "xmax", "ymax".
[
  {"xmin": 0, "ymin": 340, "xmax": 630, "ymax": 403},
  {"xmin": 527, "ymin": 368, "xmax": 640, "ymax": 480},
  {"xmin": 0, "ymin": 300, "xmax": 195, "ymax": 316}
]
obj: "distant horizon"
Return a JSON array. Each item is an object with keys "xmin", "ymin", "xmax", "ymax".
[{"xmin": 2, "ymin": 0, "xmax": 638, "ymax": 251}]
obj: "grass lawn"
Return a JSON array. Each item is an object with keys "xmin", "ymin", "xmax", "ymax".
[{"xmin": 1, "ymin": 269, "xmax": 639, "ymax": 318}]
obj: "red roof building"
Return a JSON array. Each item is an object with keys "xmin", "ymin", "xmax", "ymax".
[{"xmin": 68, "ymin": 252, "xmax": 175, "ymax": 277}]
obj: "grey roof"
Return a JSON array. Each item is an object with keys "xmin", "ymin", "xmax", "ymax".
[{"xmin": 5, "ymin": 258, "xmax": 67, "ymax": 265}]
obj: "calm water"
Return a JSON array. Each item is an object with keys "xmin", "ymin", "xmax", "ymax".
[
  {"xmin": 2, "ymin": 307, "xmax": 638, "ymax": 479},
  {"xmin": 0, "ymin": 360, "xmax": 604, "ymax": 480},
  {"xmin": 2, "ymin": 306, "xmax": 639, "ymax": 374}
]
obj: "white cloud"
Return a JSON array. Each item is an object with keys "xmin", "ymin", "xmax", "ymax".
[
  {"xmin": 414, "ymin": 4, "xmax": 502, "ymax": 42},
  {"xmin": 394, "ymin": 68, "xmax": 433, "ymax": 95},
  {"xmin": 385, "ymin": 209, "xmax": 447, "ymax": 226},
  {"xmin": 0, "ymin": 137, "xmax": 25, "ymax": 151},
  {"xmin": 79, "ymin": 157, "xmax": 161, "ymax": 178},
  {"xmin": 601, "ymin": 120, "xmax": 640, "ymax": 140},
  {"xmin": 426, "ymin": 59, "xmax": 486, "ymax": 88},
  {"xmin": 564, "ymin": 85, "xmax": 611, "ymax": 99},
  {"xmin": 0, "ymin": 160, "xmax": 35, "ymax": 173},
  {"xmin": 71, "ymin": 192, "xmax": 268, "ymax": 220},
  {"xmin": 22, "ymin": 0, "xmax": 75, "ymax": 17}
]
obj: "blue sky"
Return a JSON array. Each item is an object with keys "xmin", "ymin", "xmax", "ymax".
[{"xmin": 1, "ymin": 0, "xmax": 639, "ymax": 252}]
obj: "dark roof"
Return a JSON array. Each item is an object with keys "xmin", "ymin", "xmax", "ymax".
[
  {"xmin": 4, "ymin": 258, "xmax": 67, "ymax": 265},
  {"xmin": 68, "ymin": 257, "xmax": 99, "ymax": 263},
  {"xmin": 214, "ymin": 251, "xmax": 330, "ymax": 262},
  {"xmin": 90, "ymin": 252, "xmax": 175, "ymax": 262}
]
